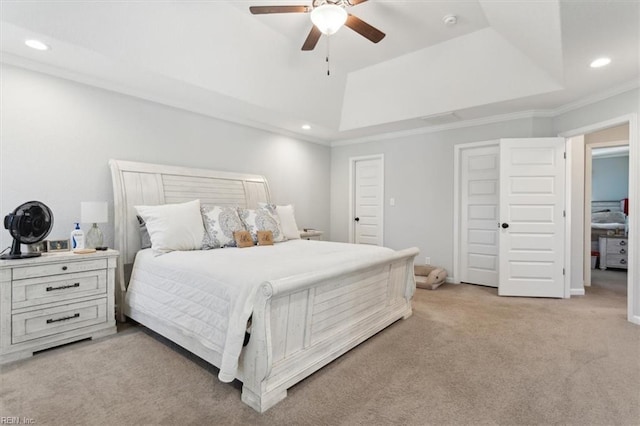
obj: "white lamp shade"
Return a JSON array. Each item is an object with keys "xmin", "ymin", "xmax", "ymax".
[
  {"xmin": 310, "ymin": 4, "xmax": 348, "ymax": 35},
  {"xmin": 81, "ymin": 201, "xmax": 108, "ymax": 223}
]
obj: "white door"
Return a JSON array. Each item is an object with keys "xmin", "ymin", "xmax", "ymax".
[
  {"xmin": 498, "ymin": 138, "xmax": 566, "ymax": 298},
  {"xmin": 460, "ymin": 145, "xmax": 500, "ymax": 287},
  {"xmin": 351, "ymin": 156, "xmax": 384, "ymax": 245}
]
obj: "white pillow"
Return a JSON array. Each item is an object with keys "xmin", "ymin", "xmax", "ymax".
[
  {"xmin": 275, "ymin": 204, "xmax": 300, "ymax": 240},
  {"xmin": 135, "ymin": 199, "xmax": 205, "ymax": 254}
]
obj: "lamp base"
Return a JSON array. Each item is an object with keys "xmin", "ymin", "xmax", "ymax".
[{"xmin": 85, "ymin": 223, "xmax": 104, "ymax": 249}]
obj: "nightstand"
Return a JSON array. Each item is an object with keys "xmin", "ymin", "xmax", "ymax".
[
  {"xmin": 300, "ymin": 230, "xmax": 324, "ymax": 240},
  {"xmin": 599, "ymin": 236, "xmax": 628, "ymax": 270},
  {"xmin": 0, "ymin": 249, "xmax": 118, "ymax": 363}
]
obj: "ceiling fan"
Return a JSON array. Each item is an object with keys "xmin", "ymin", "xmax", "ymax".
[{"xmin": 250, "ymin": 0, "xmax": 385, "ymax": 51}]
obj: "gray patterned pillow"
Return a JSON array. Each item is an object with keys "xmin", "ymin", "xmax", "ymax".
[
  {"xmin": 201, "ymin": 205, "xmax": 246, "ymax": 248},
  {"xmin": 238, "ymin": 206, "xmax": 286, "ymax": 243}
]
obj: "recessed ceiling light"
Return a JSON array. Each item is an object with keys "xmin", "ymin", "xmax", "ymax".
[
  {"xmin": 301, "ymin": 124, "xmax": 311, "ymax": 130},
  {"xmin": 590, "ymin": 57, "xmax": 611, "ymax": 68},
  {"xmin": 25, "ymin": 39, "xmax": 50, "ymax": 51}
]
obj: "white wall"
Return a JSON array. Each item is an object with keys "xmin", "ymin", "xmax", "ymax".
[
  {"xmin": 330, "ymin": 117, "xmax": 552, "ymax": 272},
  {"xmin": 0, "ymin": 64, "xmax": 331, "ymax": 250}
]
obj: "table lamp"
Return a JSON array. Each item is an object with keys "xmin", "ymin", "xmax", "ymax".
[{"xmin": 81, "ymin": 201, "xmax": 108, "ymax": 249}]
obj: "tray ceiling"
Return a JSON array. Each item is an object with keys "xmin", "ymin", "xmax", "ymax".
[{"xmin": 1, "ymin": 0, "xmax": 638, "ymax": 144}]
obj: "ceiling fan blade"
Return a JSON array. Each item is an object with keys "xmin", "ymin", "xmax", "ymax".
[
  {"xmin": 348, "ymin": 0, "xmax": 369, "ymax": 5},
  {"xmin": 301, "ymin": 25, "xmax": 322, "ymax": 51},
  {"xmin": 249, "ymin": 5, "xmax": 310, "ymax": 14},
  {"xmin": 345, "ymin": 14, "xmax": 385, "ymax": 43}
]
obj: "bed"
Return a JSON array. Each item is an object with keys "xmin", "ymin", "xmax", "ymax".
[
  {"xmin": 109, "ymin": 159, "xmax": 418, "ymax": 412},
  {"xmin": 590, "ymin": 200, "xmax": 628, "ymax": 250}
]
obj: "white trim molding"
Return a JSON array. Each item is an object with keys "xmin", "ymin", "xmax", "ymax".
[{"xmin": 560, "ymin": 113, "xmax": 639, "ymax": 325}]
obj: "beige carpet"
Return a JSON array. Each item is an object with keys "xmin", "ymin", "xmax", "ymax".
[{"xmin": 1, "ymin": 282, "xmax": 639, "ymax": 425}]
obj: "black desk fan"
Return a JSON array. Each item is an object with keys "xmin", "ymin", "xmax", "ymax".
[{"xmin": 1, "ymin": 201, "xmax": 53, "ymax": 260}]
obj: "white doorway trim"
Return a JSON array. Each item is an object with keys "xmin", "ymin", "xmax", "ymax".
[
  {"xmin": 583, "ymin": 139, "xmax": 629, "ymax": 289},
  {"xmin": 453, "ymin": 140, "xmax": 499, "ymax": 284},
  {"xmin": 348, "ymin": 154, "xmax": 384, "ymax": 245},
  {"xmin": 559, "ymin": 113, "xmax": 639, "ymax": 325}
]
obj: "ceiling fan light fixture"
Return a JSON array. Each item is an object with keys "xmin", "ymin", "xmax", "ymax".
[
  {"xmin": 590, "ymin": 57, "xmax": 611, "ymax": 68},
  {"xmin": 310, "ymin": 4, "xmax": 348, "ymax": 35}
]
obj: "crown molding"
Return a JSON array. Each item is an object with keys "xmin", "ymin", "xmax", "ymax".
[
  {"xmin": 3, "ymin": 52, "xmax": 637, "ymax": 150},
  {"xmin": 330, "ymin": 80, "xmax": 639, "ymax": 147},
  {"xmin": 330, "ymin": 109, "xmax": 552, "ymax": 147},
  {"xmin": 0, "ymin": 53, "xmax": 331, "ymax": 147}
]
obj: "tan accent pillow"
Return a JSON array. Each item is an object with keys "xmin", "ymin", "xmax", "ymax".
[
  {"xmin": 257, "ymin": 230, "xmax": 274, "ymax": 246},
  {"xmin": 234, "ymin": 230, "xmax": 254, "ymax": 248}
]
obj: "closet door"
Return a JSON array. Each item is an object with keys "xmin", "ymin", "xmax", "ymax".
[
  {"xmin": 498, "ymin": 138, "xmax": 566, "ymax": 298},
  {"xmin": 460, "ymin": 145, "xmax": 500, "ymax": 287}
]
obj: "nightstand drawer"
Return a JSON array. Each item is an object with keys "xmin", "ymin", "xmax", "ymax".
[
  {"xmin": 12, "ymin": 270, "xmax": 107, "ymax": 310},
  {"xmin": 605, "ymin": 255, "xmax": 628, "ymax": 268},
  {"xmin": 12, "ymin": 298, "xmax": 107, "ymax": 344},
  {"xmin": 606, "ymin": 239, "xmax": 628, "ymax": 253},
  {"xmin": 13, "ymin": 258, "xmax": 107, "ymax": 280},
  {"xmin": 606, "ymin": 245, "xmax": 628, "ymax": 255}
]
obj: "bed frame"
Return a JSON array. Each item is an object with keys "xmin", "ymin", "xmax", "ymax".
[{"xmin": 109, "ymin": 159, "xmax": 418, "ymax": 412}]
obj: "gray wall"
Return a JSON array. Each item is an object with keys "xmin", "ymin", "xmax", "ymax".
[
  {"xmin": 592, "ymin": 156, "xmax": 629, "ymax": 201},
  {"xmin": 330, "ymin": 117, "xmax": 553, "ymax": 271},
  {"xmin": 0, "ymin": 64, "xmax": 331, "ymax": 249},
  {"xmin": 330, "ymin": 88, "xmax": 639, "ymax": 287}
]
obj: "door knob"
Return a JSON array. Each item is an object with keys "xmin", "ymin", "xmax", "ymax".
[
  {"xmin": 501, "ymin": 223, "xmax": 509, "ymax": 229},
  {"xmin": 354, "ymin": 217, "xmax": 360, "ymax": 222}
]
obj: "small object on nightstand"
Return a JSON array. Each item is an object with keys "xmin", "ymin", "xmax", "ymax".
[
  {"xmin": 82, "ymin": 201, "xmax": 108, "ymax": 249},
  {"xmin": 300, "ymin": 229, "xmax": 324, "ymax": 240},
  {"xmin": 47, "ymin": 239, "xmax": 70, "ymax": 252},
  {"xmin": 95, "ymin": 246, "xmax": 108, "ymax": 251},
  {"xmin": 73, "ymin": 248, "xmax": 97, "ymax": 254}
]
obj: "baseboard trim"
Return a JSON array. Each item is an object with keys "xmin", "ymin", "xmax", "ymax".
[
  {"xmin": 629, "ymin": 315, "xmax": 640, "ymax": 326},
  {"xmin": 571, "ymin": 288, "xmax": 585, "ymax": 296}
]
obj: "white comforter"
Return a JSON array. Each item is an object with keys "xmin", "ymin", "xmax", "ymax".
[{"xmin": 126, "ymin": 240, "xmax": 396, "ymax": 382}]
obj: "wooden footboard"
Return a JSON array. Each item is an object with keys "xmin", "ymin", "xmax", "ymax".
[{"xmin": 239, "ymin": 247, "xmax": 419, "ymax": 412}]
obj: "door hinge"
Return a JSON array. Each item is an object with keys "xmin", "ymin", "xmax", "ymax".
[
  {"xmin": 563, "ymin": 210, "xmax": 566, "ymax": 217},
  {"xmin": 563, "ymin": 152, "xmax": 566, "ymax": 159},
  {"xmin": 563, "ymin": 268, "xmax": 565, "ymax": 275}
]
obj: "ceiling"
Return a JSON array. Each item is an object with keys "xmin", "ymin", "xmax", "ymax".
[{"xmin": 1, "ymin": 0, "xmax": 638, "ymax": 145}]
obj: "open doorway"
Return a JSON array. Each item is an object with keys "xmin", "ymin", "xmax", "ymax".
[{"xmin": 584, "ymin": 124, "xmax": 629, "ymax": 295}]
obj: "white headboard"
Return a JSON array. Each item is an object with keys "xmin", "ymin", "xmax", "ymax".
[{"xmin": 109, "ymin": 159, "xmax": 271, "ymax": 266}]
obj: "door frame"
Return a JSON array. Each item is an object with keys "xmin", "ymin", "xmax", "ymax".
[
  {"xmin": 583, "ymin": 139, "xmax": 629, "ymax": 288},
  {"xmin": 348, "ymin": 154, "xmax": 384, "ymax": 245},
  {"xmin": 453, "ymin": 140, "xmax": 500, "ymax": 284},
  {"xmin": 559, "ymin": 113, "xmax": 639, "ymax": 325}
]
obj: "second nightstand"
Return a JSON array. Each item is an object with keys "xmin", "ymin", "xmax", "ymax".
[{"xmin": 300, "ymin": 230, "xmax": 324, "ymax": 240}]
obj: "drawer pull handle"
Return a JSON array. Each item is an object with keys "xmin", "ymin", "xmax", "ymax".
[
  {"xmin": 46, "ymin": 313, "xmax": 80, "ymax": 324},
  {"xmin": 62, "ymin": 266, "xmax": 68, "ymax": 271},
  {"xmin": 46, "ymin": 283, "xmax": 80, "ymax": 292},
  {"xmin": 620, "ymin": 259, "xmax": 627, "ymax": 265},
  {"xmin": 619, "ymin": 249, "xmax": 626, "ymax": 254},
  {"xmin": 619, "ymin": 240, "xmax": 626, "ymax": 246}
]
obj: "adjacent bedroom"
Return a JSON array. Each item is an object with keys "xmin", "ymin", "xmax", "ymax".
[{"xmin": 1, "ymin": 1, "xmax": 639, "ymax": 425}]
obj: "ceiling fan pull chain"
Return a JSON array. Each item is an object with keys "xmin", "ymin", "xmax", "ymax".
[{"xmin": 326, "ymin": 35, "xmax": 331, "ymax": 76}]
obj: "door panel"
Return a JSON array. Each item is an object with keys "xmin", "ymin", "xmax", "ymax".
[
  {"xmin": 353, "ymin": 158, "xmax": 383, "ymax": 246},
  {"xmin": 460, "ymin": 145, "xmax": 499, "ymax": 287},
  {"xmin": 498, "ymin": 138, "xmax": 565, "ymax": 298}
]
